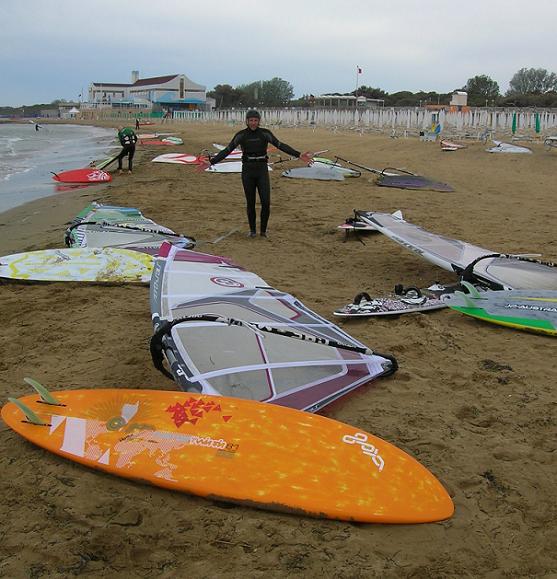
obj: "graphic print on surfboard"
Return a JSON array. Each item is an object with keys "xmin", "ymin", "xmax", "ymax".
[
  {"xmin": 444, "ymin": 283, "xmax": 557, "ymax": 336},
  {"xmin": 0, "ymin": 247, "xmax": 153, "ymax": 283},
  {"xmin": 52, "ymin": 168, "xmax": 112, "ymax": 184},
  {"xmin": 334, "ymin": 283, "xmax": 468, "ymax": 317},
  {"xmin": 2, "ymin": 386, "xmax": 453, "ymax": 524},
  {"xmin": 152, "ymin": 153, "xmax": 202, "ymax": 165},
  {"xmin": 149, "ymin": 242, "xmax": 397, "ymax": 412}
]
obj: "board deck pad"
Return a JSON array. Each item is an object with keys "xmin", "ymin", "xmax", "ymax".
[
  {"xmin": 334, "ymin": 283, "xmax": 463, "ymax": 317},
  {"xmin": 0, "ymin": 247, "xmax": 153, "ymax": 283},
  {"xmin": 2, "ymin": 387, "xmax": 453, "ymax": 524}
]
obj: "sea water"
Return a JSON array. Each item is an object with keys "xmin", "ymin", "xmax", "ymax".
[{"xmin": 0, "ymin": 123, "xmax": 117, "ymax": 214}]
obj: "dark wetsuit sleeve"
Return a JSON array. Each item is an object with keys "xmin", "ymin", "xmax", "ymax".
[
  {"xmin": 210, "ymin": 132, "xmax": 243, "ymax": 165},
  {"xmin": 264, "ymin": 130, "xmax": 300, "ymax": 158}
]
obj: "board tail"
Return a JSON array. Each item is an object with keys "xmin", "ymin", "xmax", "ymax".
[{"xmin": 7, "ymin": 397, "xmax": 46, "ymax": 425}]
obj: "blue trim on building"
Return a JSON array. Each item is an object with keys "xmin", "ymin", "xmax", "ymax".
[{"xmin": 154, "ymin": 98, "xmax": 205, "ymax": 104}]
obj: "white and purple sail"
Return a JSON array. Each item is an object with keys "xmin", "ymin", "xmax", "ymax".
[
  {"xmin": 150, "ymin": 242, "xmax": 396, "ymax": 413},
  {"xmin": 357, "ymin": 211, "xmax": 557, "ymax": 291}
]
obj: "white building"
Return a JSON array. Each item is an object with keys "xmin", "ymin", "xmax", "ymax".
[
  {"xmin": 88, "ymin": 71, "xmax": 208, "ymax": 110},
  {"xmin": 450, "ymin": 91, "xmax": 468, "ymax": 107},
  {"xmin": 314, "ymin": 94, "xmax": 384, "ymax": 108}
]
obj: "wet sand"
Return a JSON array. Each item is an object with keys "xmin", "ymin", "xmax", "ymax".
[{"xmin": 0, "ymin": 121, "xmax": 555, "ymax": 577}]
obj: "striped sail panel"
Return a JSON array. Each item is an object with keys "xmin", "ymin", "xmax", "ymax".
[{"xmin": 150, "ymin": 243, "xmax": 396, "ymax": 412}]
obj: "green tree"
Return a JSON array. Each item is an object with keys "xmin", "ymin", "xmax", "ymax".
[
  {"xmin": 464, "ymin": 75, "xmax": 500, "ymax": 105},
  {"xmin": 386, "ymin": 91, "xmax": 417, "ymax": 106},
  {"xmin": 260, "ymin": 77, "xmax": 294, "ymax": 106},
  {"xmin": 235, "ymin": 82, "xmax": 259, "ymax": 107},
  {"xmin": 234, "ymin": 78, "xmax": 294, "ymax": 107},
  {"xmin": 353, "ymin": 85, "xmax": 387, "ymax": 100},
  {"xmin": 507, "ymin": 67, "xmax": 557, "ymax": 95},
  {"xmin": 207, "ymin": 84, "xmax": 243, "ymax": 108}
]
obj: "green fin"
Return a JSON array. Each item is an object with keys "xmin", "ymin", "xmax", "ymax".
[
  {"xmin": 8, "ymin": 398, "xmax": 47, "ymax": 426},
  {"xmin": 460, "ymin": 281, "xmax": 483, "ymax": 299},
  {"xmin": 24, "ymin": 377, "xmax": 63, "ymax": 405}
]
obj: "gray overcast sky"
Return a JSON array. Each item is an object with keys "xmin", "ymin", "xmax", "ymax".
[{"xmin": 2, "ymin": 0, "xmax": 556, "ymax": 106}]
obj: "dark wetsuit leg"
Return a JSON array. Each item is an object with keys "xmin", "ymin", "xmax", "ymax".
[
  {"xmin": 258, "ymin": 169, "xmax": 271, "ymax": 234},
  {"xmin": 241, "ymin": 169, "xmax": 257, "ymax": 232},
  {"xmin": 127, "ymin": 145, "xmax": 135, "ymax": 171},
  {"xmin": 117, "ymin": 145, "xmax": 135, "ymax": 171},
  {"xmin": 241, "ymin": 163, "xmax": 270, "ymax": 234}
]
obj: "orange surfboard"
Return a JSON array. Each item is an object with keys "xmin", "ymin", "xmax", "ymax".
[{"xmin": 2, "ymin": 387, "xmax": 453, "ymax": 523}]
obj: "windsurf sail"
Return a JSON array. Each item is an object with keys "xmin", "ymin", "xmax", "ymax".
[
  {"xmin": 66, "ymin": 203, "xmax": 194, "ymax": 253},
  {"xmin": 150, "ymin": 242, "xmax": 397, "ymax": 412},
  {"xmin": 357, "ymin": 211, "xmax": 557, "ymax": 290},
  {"xmin": 377, "ymin": 174, "xmax": 453, "ymax": 192},
  {"xmin": 65, "ymin": 222, "xmax": 195, "ymax": 252},
  {"xmin": 311, "ymin": 159, "xmax": 361, "ymax": 177},
  {"xmin": 282, "ymin": 159, "xmax": 360, "ymax": 181},
  {"xmin": 282, "ymin": 165, "xmax": 345, "ymax": 181},
  {"xmin": 69, "ymin": 202, "xmax": 174, "ymax": 232},
  {"xmin": 440, "ymin": 140, "xmax": 466, "ymax": 152},
  {"xmin": 486, "ymin": 141, "xmax": 532, "ymax": 154},
  {"xmin": 334, "ymin": 156, "xmax": 453, "ymax": 192}
]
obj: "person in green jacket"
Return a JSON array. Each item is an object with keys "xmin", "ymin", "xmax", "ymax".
[{"xmin": 116, "ymin": 126, "xmax": 138, "ymax": 174}]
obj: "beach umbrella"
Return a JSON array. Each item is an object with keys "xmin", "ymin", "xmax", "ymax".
[
  {"xmin": 512, "ymin": 112, "xmax": 517, "ymax": 134},
  {"xmin": 535, "ymin": 113, "xmax": 541, "ymax": 134}
]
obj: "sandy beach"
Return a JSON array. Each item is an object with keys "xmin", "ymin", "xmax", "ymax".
[{"xmin": 0, "ymin": 121, "xmax": 555, "ymax": 578}]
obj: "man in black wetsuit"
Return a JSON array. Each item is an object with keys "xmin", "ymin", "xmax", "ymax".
[{"xmin": 198, "ymin": 110, "xmax": 312, "ymax": 238}]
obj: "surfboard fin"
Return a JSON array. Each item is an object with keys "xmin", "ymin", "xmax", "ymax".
[
  {"xmin": 8, "ymin": 398, "xmax": 47, "ymax": 426},
  {"xmin": 24, "ymin": 377, "xmax": 64, "ymax": 406},
  {"xmin": 460, "ymin": 281, "xmax": 484, "ymax": 300}
]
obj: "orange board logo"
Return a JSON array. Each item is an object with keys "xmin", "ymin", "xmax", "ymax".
[
  {"xmin": 166, "ymin": 397, "xmax": 232, "ymax": 428},
  {"xmin": 342, "ymin": 432, "xmax": 385, "ymax": 472}
]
